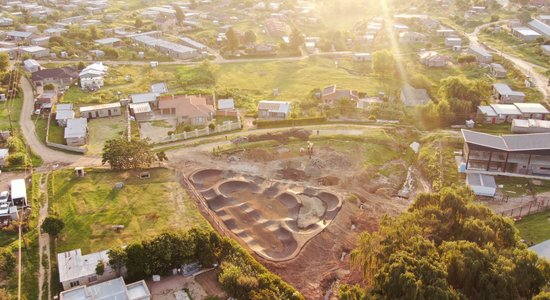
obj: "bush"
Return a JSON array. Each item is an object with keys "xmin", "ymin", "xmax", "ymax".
[
  {"xmin": 208, "ymin": 123, "xmax": 216, "ymax": 130},
  {"xmin": 6, "ymin": 152, "xmax": 30, "ymax": 167}
]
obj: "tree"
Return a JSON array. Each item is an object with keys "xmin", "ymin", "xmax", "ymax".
[
  {"xmin": 108, "ymin": 247, "xmax": 127, "ymax": 276},
  {"xmin": 102, "ymin": 137, "xmax": 156, "ymax": 170},
  {"xmin": 49, "ymin": 36, "xmax": 65, "ymax": 48},
  {"xmin": 350, "ymin": 187, "xmax": 550, "ymax": 299},
  {"xmin": 156, "ymin": 151, "xmax": 168, "ymax": 162},
  {"xmin": 95, "ymin": 260, "xmax": 105, "ymax": 275},
  {"xmin": 490, "ymin": 15, "xmax": 499, "ymax": 22},
  {"xmin": 0, "ymin": 250, "xmax": 15, "ymax": 274},
  {"xmin": 372, "ymin": 50, "xmax": 396, "ymax": 76},
  {"xmin": 173, "ymin": 4, "xmax": 185, "ymax": 24},
  {"xmin": 43, "ymin": 83, "xmax": 55, "ymax": 91},
  {"xmin": 0, "ymin": 289, "xmax": 11, "ymax": 300},
  {"xmin": 89, "ymin": 25, "xmax": 99, "ymax": 40},
  {"xmin": 518, "ymin": 10, "xmax": 532, "ymax": 24},
  {"xmin": 289, "ymin": 28, "xmax": 304, "ymax": 51},
  {"xmin": 0, "ymin": 53, "xmax": 9, "ymax": 73},
  {"xmin": 225, "ymin": 28, "xmax": 240, "ymax": 51},
  {"xmin": 41, "ymin": 216, "xmax": 65, "ymax": 237},
  {"xmin": 338, "ymin": 284, "xmax": 366, "ymax": 300},
  {"xmin": 135, "ymin": 18, "xmax": 143, "ymax": 28},
  {"xmin": 244, "ymin": 30, "xmax": 257, "ymax": 45}
]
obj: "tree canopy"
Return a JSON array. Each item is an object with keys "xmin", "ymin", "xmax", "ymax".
[
  {"xmin": 0, "ymin": 53, "xmax": 9, "ymax": 73},
  {"xmin": 372, "ymin": 50, "xmax": 396, "ymax": 76},
  {"xmin": 225, "ymin": 28, "xmax": 240, "ymax": 51},
  {"xmin": 102, "ymin": 137, "xmax": 156, "ymax": 170},
  {"xmin": 41, "ymin": 216, "xmax": 65, "ymax": 237},
  {"xmin": 343, "ymin": 187, "xmax": 550, "ymax": 299},
  {"xmin": 289, "ymin": 28, "xmax": 304, "ymax": 51}
]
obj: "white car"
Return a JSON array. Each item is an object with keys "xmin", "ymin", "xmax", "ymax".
[
  {"xmin": 0, "ymin": 203, "xmax": 9, "ymax": 214},
  {"xmin": 0, "ymin": 191, "xmax": 9, "ymax": 203}
]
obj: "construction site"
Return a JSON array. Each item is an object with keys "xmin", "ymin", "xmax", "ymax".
[{"xmin": 172, "ymin": 128, "xmax": 423, "ymax": 298}]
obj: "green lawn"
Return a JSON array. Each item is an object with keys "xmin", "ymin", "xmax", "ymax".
[
  {"xmin": 516, "ymin": 212, "xmax": 550, "ymax": 244},
  {"xmin": 87, "ymin": 116, "xmax": 127, "ymax": 155},
  {"xmin": 48, "ymin": 168, "xmax": 208, "ymax": 253},
  {"xmin": 495, "ymin": 177, "xmax": 550, "ymax": 197},
  {"xmin": 0, "ymin": 94, "xmax": 23, "ymax": 131}
]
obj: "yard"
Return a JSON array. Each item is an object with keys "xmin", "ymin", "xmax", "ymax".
[
  {"xmin": 87, "ymin": 115, "xmax": 127, "ymax": 155},
  {"xmin": 515, "ymin": 212, "xmax": 550, "ymax": 244},
  {"xmin": 48, "ymin": 168, "xmax": 209, "ymax": 253}
]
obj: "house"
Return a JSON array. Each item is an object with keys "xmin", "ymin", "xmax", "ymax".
[
  {"xmin": 466, "ymin": 173, "xmax": 497, "ymax": 197},
  {"xmin": 357, "ymin": 97, "xmax": 384, "ymax": 109},
  {"xmin": 0, "ymin": 149, "xmax": 8, "ymax": 167},
  {"xmin": 179, "ymin": 36, "xmax": 208, "ymax": 51},
  {"xmin": 79, "ymin": 62, "xmax": 108, "ymax": 90},
  {"xmin": 436, "ymin": 29, "xmax": 456, "ymax": 36},
  {"xmin": 23, "ymin": 59, "xmax": 41, "ymax": 73},
  {"xmin": 31, "ymin": 36, "xmax": 50, "ymax": 47},
  {"xmin": 6, "ymin": 31, "xmax": 33, "ymax": 42},
  {"xmin": 353, "ymin": 53, "xmax": 371, "ymax": 62},
  {"xmin": 94, "ymin": 37, "xmax": 121, "ymax": 47},
  {"xmin": 461, "ymin": 129, "xmax": 550, "ymax": 177},
  {"xmin": 511, "ymin": 27, "xmax": 542, "ymax": 41},
  {"xmin": 218, "ymin": 98, "xmax": 235, "ymax": 110},
  {"xmin": 467, "ymin": 45, "xmax": 493, "ymax": 63},
  {"xmin": 512, "ymin": 119, "xmax": 550, "ymax": 134},
  {"xmin": 490, "ymin": 63, "xmax": 506, "ymax": 78},
  {"xmin": 419, "ymin": 51, "xmax": 449, "ymax": 67},
  {"xmin": 55, "ymin": 103, "xmax": 75, "ymax": 127},
  {"xmin": 529, "ymin": 240, "xmax": 550, "ymax": 261},
  {"xmin": 257, "ymin": 100, "xmax": 291, "ymax": 119},
  {"xmin": 445, "ymin": 37, "xmax": 462, "ymax": 47},
  {"xmin": 542, "ymin": 45, "xmax": 550, "ymax": 56},
  {"xmin": 35, "ymin": 91, "xmax": 58, "ymax": 110},
  {"xmin": 132, "ymin": 35, "xmax": 200, "ymax": 60},
  {"xmin": 0, "ymin": 18, "xmax": 13, "ymax": 27},
  {"xmin": 130, "ymin": 92, "xmax": 158, "ymax": 108},
  {"xmin": 514, "ymin": 102, "xmax": 549, "ymax": 119},
  {"xmin": 400, "ymin": 84, "xmax": 430, "ymax": 107},
  {"xmin": 59, "ymin": 277, "xmax": 150, "ymax": 300},
  {"xmin": 476, "ymin": 106, "xmax": 499, "ymax": 123},
  {"xmin": 150, "ymin": 82, "xmax": 168, "ymax": 94},
  {"xmin": 528, "ymin": 19, "xmax": 550, "ymax": 38},
  {"xmin": 129, "ymin": 103, "xmax": 153, "ymax": 121},
  {"xmin": 265, "ymin": 18, "xmax": 290, "ymax": 37},
  {"xmin": 492, "ymin": 83, "xmax": 525, "ymax": 103},
  {"xmin": 489, "ymin": 104, "xmax": 522, "ymax": 122},
  {"xmin": 540, "ymin": 15, "xmax": 550, "ymax": 25},
  {"xmin": 157, "ymin": 95, "xmax": 215, "ymax": 125},
  {"xmin": 398, "ymin": 31, "xmax": 427, "ymax": 43},
  {"xmin": 57, "ymin": 248, "xmax": 117, "ymax": 291},
  {"xmin": 19, "ymin": 46, "xmax": 50, "ymax": 59},
  {"xmin": 31, "ymin": 67, "xmax": 78, "ymax": 88},
  {"xmin": 64, "ymin": 118, "xmax": 88, "ymax": 146},
  {"xmin": 79, "ymin": 102, "xmax": 121, "ymax": 119},
  {"xmin": 321, "ymin": 85, "xmax": 359, "ymax": 105}
]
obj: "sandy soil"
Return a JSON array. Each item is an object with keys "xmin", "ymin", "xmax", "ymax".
[
  {"xmin": 170, "ymin": 136, "xmax": 421, "ymax": 299},
  {"xmin": 147, "ymin": 274, "xmax": 209, "ymax": 300}
]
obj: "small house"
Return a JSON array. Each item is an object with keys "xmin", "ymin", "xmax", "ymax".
[
  {"xmin": 490, "ymin": 63, "xmax": 506, "ymax": 78},
  {"xmin": 35, "ymin": 91, "xmax": 58, "ymax": 109},
  {"xmin": 31, "ymin": 67, "xmax": 78, "ymax": 89},
  {"xmin": 129, "ymin": 103, "xmax": 153, "ymax": 121},
  {"xmin": 64, "ymin": 118, "xmax": 88, "ymax": 146},
  {"xmin": 419, "ymin": 51, "xmax": 449, "ymax": 68},
  {"xmin": 467, "ymin": 45, "xmax": 493, "ymax": 63},
  {"xmin": 444, "ymin": 37, "xmax": 461, "ymax": 47},
  {"xmin": 19, "ymin": 46, "xmax": 50, "ymax": 59},
  {"xmin": 400, "ymin": 84, "xmax": 430, "ymax": 107},
  {"xmin": 57, "ymin": 248, "xmax": 116, "ymax": 290},
  {"xmin": 257, "ymin": 100, "xmax": 291, "ymax": 119},
  {"xmin": 321, "ymin": 85, "xmax": 359, "ymax": 106},
  {"xmin": 528, "ymin": 19, "xmax": 550, "ymax": 39},
  {"xmin": 150, "ymin": 82, "xmax": 168, "ymax": 94},
  {"xmin": 398, "ymin": 31, "xmax": 427, "ymax": 43},
  {"xmin": 79, "ymin": 103, "xmax": 121, "ymax": 119},
  {"xmin": 59, "ymin": 277, "xmax": 150, "ymax": 300},
  {"xmin": 217, "ymin": 98, "xmax": 235, "ymax": 110},
  {"xmin": 512, "ymin": 119, "xmax": 550, "ymax": 134},
  {"xmin": 492, "ymin": 83, "xmax": 525, "ymax": 103},
  {"xmin": 466, "ymin": 173, "xmax": 496, "ymax": 197},
  {"xmin": 6, "ymin": 31, "xmax": 33, "ymax": 42},
  {"xmin": 476, "ymin": 106, "xmax": 499, "ymax": 124},
  {"xmin": 514, "ymin": 102, "xmax": 549, "ymax": 119},
  {"xmin": 353, "ymin": 53, "xmax": 371, "ymax": 62},
  {"xmin": 490, "ymin": 104, "xmax": 522, "ymax": 122},
  {"xmin": 179, "ymin": 36, "xmax": 208, "ymax": 51},
  {"xmin": 129, "ymin": 92, "xmax": 158, "ymax": 108},
  {"xmin": 56, "ymin": 110, "xmax": 75, "ymax": 127},
  {"xmin": 94, "ymin": 37, "xmax": 121, "ymax": 47},
  {"xmin": 511, "ymin": 27, "xmax": 542, "ymax": 41},
  {"xmin": 23, "ymin": 59, "xmax": 41, "ymax": 73},
  {"xmin": 542, "ymin": 45, "xmax": 550, "ymax": 56},
  {"xmin": 157, "ymin": 94, "xmax": 215, "ymax": 125}
]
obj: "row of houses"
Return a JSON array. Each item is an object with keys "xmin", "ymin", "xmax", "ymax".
[
  {"xmin": 477, "ymin": 102, "xmax": 549, "ymax": 124},
  {"xmin": 131, "ymin": 34, "xmax": 203, "ymax": 60}
]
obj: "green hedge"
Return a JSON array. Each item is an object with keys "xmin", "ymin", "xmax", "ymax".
[{"xmin": 255, "ymin": 117, "xmax": 327, "ymax": 129}]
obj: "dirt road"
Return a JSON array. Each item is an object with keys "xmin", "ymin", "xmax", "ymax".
[
  {"xmin": 467, "ymin": 22, "xmax": 549, "ymax": 104},
  {"xmin": 19, "ymin": 77, "xmax": 103, "ymax": 168}
]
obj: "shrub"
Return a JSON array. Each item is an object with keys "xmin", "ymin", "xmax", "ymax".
[{"xmin": 255, "ymin": 117, "xmax": 327, "ymax": 129}]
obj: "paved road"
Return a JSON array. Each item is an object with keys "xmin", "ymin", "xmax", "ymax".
[
  {"xmin": 467, "ymin": 21, "xmax": 549, "ymax": 104},
  {"xmin": 19, "ymin": 77, "xmax": 102, "ymax": 169}
]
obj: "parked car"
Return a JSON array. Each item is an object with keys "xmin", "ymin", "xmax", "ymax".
[{"xmin": 0, "ymin": 191, "xmax": 9, "ymax": 203}]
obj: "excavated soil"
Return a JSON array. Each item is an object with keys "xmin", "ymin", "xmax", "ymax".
[{"xmin": 190, "ymin": 169, "xmax": 342, "ymax": 261}]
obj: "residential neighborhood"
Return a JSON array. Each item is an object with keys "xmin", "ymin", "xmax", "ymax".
[{"xmin": 0, "ymin": 0, "xmax": 550, "ymax": 299}]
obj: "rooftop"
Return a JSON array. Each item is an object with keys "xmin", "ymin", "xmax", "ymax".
[
  {"xmin": 59, "ymin": 277, "xmax": 150, "ymax": 300},
  {"xmin": 258, "ymin": 100, "xmax": 291, "ymax": 114},
  {"xmin": 64, "ymin": 118, "xmax": 88, "ymax": 139},
  {"xmin": 462, "ymin": 129, "xmax": 550, "ymax": 151},
  {"xmin": 513, "ymin": 102, "xmax": 549, "ymax": 114},
  {"xmin": 490, "ymin": 104, "xmax": 521, "ymax": 115},
  {"xmin": 79, "ymin": 102, "xmax": 121, "ymax": 112}
]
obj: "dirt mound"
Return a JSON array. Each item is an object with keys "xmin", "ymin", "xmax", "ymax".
[
  {"xmin": 244, "ymin": 148, "xmax": 275, "ymax": 161},
  {"xmin": 325, "ymin": 152, "xmax": 353, "ymax": 169},
  {"xmin": 277, "ymin": 168, "xmax": 309, "ymax": 181},
  {"xmin": 318, "ymin": 176, "xmax": 339, "ymax": 186}
]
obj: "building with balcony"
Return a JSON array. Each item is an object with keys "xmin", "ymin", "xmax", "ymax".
[{"xmin": 461, "ymin": 129, "xmax": 550, "ymax": 178}]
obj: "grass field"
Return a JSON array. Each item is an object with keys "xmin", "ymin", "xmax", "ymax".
[
  {"xmin": 516, "ymin": 212, "xmax": 550, "ymax": 244},
  {"xmin": 0, "ymin": 95, "xmax": 23, "ymax": 131},
  {"xmin": 479, "ymin": 31, "xmax": 550, "ymax": 69},
  {"xmin": 48, "ymin": 168, "xmax": 208, "ymax": 253},
  {"xmin": 87, "ymin": 116, "xmax": 127, "ymax": 155}
]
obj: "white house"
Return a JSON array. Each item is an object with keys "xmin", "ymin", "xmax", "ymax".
[
  {"xmin": 57, "ymin": 248, "xmax": 117, "ymax": 290},
  {"xmin": 19, "ymin": 46, "xmax": 50, "ymax": 59},
  {"xmin": 218, "ymin": 98, "xmax": 235, "ymax": 110},
  {"xmin": 79, "ymin": 62, "xmax": 108, "ymax": 90},
  {"xmin": 257, "ymin": 100, "xmax": 291, "ymax": 119},
  {"xmin": 64, "ymin": 118, "xmax": 88, "ymax": 146},
  {"xmin": 0, "ymin": 148, "xmax": 8, "ymax": 167},
  {"xmin": 353, "ymin": 53, "xmax": 371, "ymax": 62},
  {"xmin": 23, "ymin": 59, "xmax": 41, "ymax": 73},
  {"xmin": 467, "ymin": 45, "xmax": 493, "ymax": 63},
  {"xmin": 445, "ymin": 37, "xmax": 462, "ymax": 47},
  {"xmin": 466, "ymin": 173, "xmax": 496, "ymax": 197},
  {"xmin": 79, "ymin": 102, "xmax": 121, "ymax": 119},
  {"xmin": 59, "ymin": 277, "xmax": 150, "ymax": 300}
]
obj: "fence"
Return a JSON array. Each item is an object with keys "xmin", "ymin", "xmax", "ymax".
[
  {"xmin": 157, "ymin": 121, "xmax": 241, "ymax": 143},
  {"xmin": 500, "ymin": 197, "xmax": 550, "ymax": 219},
  {"xmin": 45, "ymin": 113, "xmax": 87, "ymax": 154}
]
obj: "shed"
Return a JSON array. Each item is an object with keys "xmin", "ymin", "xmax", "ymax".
[
  {"xmin": 466, "ymin": 173, "xmax": 497, "ymax": 197},
  {"xmin": 529, "ymin": 240, "xmax": 550, "ymax": 260}
]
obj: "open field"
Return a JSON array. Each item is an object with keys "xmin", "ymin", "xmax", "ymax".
[
  {"xmin": 87, "ymin": 116, "xmax": 127, "ymax": 155},
  {"xmin": 479, "ymin": 31, "xmax": 550, "ymax": 70},
  {"xmin": 48, "ymin": 168, "xmax": 208, "ymax": 253},
  {"xmin": 516, "ymin": 212, "xmax": 550, "ymax": 244},
  {"xmin": 0, "ymin": 95, "xmax": 23, "ymax": 131}
]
